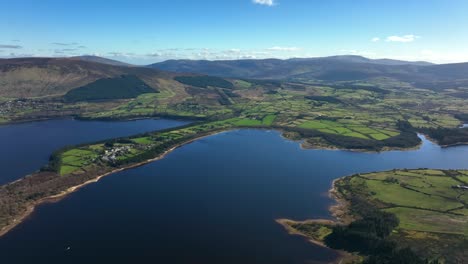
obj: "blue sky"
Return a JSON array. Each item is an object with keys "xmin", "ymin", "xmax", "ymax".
[{"xmin": 1, "ymin": 0, "xmax": 467, "ymax": 64}]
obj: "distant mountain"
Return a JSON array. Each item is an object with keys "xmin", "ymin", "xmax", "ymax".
[
  {"xmin": 0, "ymin": 57, "xmax": 172, "ymax": 98},
  {"xmin": 148, "ymin": 55, "xmax": 468, "ymax": 89},
  {"xmin": 287, "ymin": 55, "xmax": 433, "ymax": 66},
  {"xmin": 148, "ymin": 55, "xmax": 434, "ymax": 79},
  {"xmin": 2, "ymin": 55, "xmax": 467, "ymax": 99},
  {"xmin": 70, "ymin": 55, "xmax": 133, "ymax": 67}
]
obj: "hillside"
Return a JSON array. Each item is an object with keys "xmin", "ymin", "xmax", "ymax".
[
  {"xmin": 0, "ymin": 57, "xmax": 170, "ymax": 98},
  {"xmin": 69, "ymin": 55, "xmax": 133, "ymax": 67}
]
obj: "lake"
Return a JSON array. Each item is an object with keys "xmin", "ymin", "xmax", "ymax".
[
  {"xmin": 0, "ymin": 118, "xmax": 188, "ymax": 184},
  {"xmin": 0, "ymin": 124, "xmax": 468, "ymax": 264}
]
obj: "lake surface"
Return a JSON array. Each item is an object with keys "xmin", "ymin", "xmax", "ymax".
[
  {"xmin": 1, "ymin": 127, "xmax": 468, "ymax": 264},
  {"xmin": 0, "ymin": 118, "xmax": 187, "ymax": 184}
]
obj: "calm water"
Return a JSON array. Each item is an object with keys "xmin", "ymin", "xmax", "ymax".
[
  {"xmin": 0, "ymin": 118, "xmax": 187, "ymax": 184},
  {"xmin": 1, "ymin": 127, "xmax": 468, "ymax": 264}
]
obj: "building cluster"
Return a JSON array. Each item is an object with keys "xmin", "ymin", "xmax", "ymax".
[
  {"xmin": 102, "ymin": 146, "xmax": 132, "ymax": 163},
  {"xmin": 0, "ymin": 99, "xmax": 40, "ymax": 115}
]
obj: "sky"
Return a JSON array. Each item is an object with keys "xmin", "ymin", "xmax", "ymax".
[{"xmin": 1, "ymin": 0, "xmax": 468, "ymax": 64}]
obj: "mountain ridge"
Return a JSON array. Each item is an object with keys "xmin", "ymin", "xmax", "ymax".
[{"xmin": 148, "ymin": 55, "xmax": 468, "ymax": 87}]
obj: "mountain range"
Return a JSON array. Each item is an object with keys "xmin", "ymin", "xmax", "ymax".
[
  {"xmin": 148, "ymin": 55, "xmax": 468, "ymax": 86},
  {"xmin": 1, "ymin": 55, "xmax": 468, "ymax": 98},
  {"xmin": 150, "ymin": 55, "xmax": 434, "ymax": 79}
]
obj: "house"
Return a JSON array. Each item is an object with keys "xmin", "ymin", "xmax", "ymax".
[{"xmin": 452, "ymin": 185, "xmax": 468, "ymax": 190}]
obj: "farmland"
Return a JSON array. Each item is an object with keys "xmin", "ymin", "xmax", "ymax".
[
  {"xmin": 2, "ymin": 77, "xmax": 468, "ymax": 147},
  {"xmin": 279, "ymin": 169, "xmax": 468, "ymax": 263}
]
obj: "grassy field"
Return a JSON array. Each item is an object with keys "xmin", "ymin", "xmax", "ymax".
[
  {"xmin": 59, "ymin": 148, "xmax": 101, "ymax": 175},
  {"xmin": 340, "ymin": 169, "xmax": 468, "ymax": 261},
  {"xmin": 385, "ymin": 207, "xmax": 468, "ymax": 235},
  {"xmin": 298, "ymin": 119, "xmax": 398, "ymax": 140},
  {"xmin": 278, "ymin": 169, "xmax": 468, "ymax": 263},
  {"xmin": 353, "ymin": 170, "xmax": 468, "ymax": 233}
]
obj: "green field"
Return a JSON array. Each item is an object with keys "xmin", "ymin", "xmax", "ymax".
[
  {"xmin": 352, "ymin": 169, "xmax": 468, "ymax": 234},
  {"xmin": 279, "ymin": 169, "xmax": 468, "ymax": 263},
  {"xmin": 385, "ymin": 207, "xmax": 468, "ymax": 235},
  {"xmin": 60, "ymin": 148, "xmax": 100, "ymax": 175},
  {"xmin": 132, "ymin": 137, "xmax": 153, "ymax": 145},
  {"xmin": 297, "ymin": 120, "xmax": 395, "ymax": 139}
]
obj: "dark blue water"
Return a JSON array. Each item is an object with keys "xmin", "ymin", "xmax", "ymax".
[
  {"xmin": 0, "ymin": 119, "xmax": 187, "ymax": 184},
  {"xmin": 1, "ymin": 128, "xmax": 468, "ymax": 264}
]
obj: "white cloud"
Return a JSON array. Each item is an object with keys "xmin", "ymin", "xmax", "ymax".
[
  {"xmin": 385, "ymin": 35, "xmax": 419, "ymax": 43},
  {"xmin": 267, "ymin": 46, "xmax": 300, "ymax": 51},
  {"xmin": 361, "ymin": 49, "xmax": 468, "ymax": 64},
  {"xmin": 253, "ymin": 0, "xmax": 275, "ymax": 6},
  {"xmin": 417, "ymin": 49, "xmax": 468, "ymax": 63},
  {"xmin": 371, "ymin": 37, "xmax": 380, "ymax": 42}
]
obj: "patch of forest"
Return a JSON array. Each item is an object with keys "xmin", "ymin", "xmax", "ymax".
[{"xmin": 64, "ymin": 75, "xmax": 156, "ymax": 102}]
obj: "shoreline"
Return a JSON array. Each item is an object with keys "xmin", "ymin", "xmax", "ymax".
[
  {"xmin": 0, "ymin": 127, "xmax": 460, "ymax": 238},
  {"xmin": 274, "ymin": 176, "xmax": 357, "ymax": 264},
  {"xmin": 0, "ymin": 128, "xmax": 449, "ymax": 238},
  {"xmin": 275, "ymin": 218, "xmax": 335, "ymax": 247},
  {"xmin": 0, "ymin": 130, "xmax": 227, "ymax": 238},
  {"xmin": 275, "ymin": 219, "xmax": 355, "ymax": 264}
]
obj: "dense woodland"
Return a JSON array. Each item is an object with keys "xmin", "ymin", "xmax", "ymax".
[
  {"xmin": 64, "ymin": 75, "xmax": 156, "ymax": 102},
  {"xmin": 419, "ymin": 127, "xmax": 468, "ymax": 146}
]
